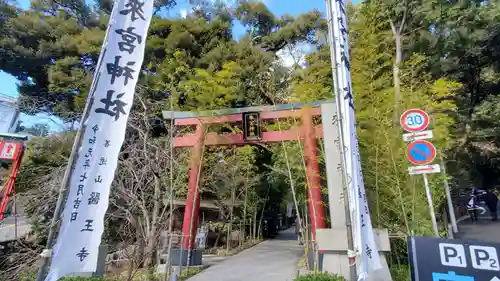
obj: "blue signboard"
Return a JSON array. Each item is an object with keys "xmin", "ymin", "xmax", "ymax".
[
  {"xmin": 409, "ymin": 236, "xmax": 500, "ymax": 281},
  {"xmin": 432, "ymin": 271, "xmax": 475, "ymax": 281}
]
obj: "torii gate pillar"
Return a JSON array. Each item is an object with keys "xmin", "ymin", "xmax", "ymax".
[
  {"xmin": 181, "ymin": 123, "xmax": 205, "ymax": 250},
  {"xmin": 301, "ymin": 108, "xmax": 327, "ymax": 234}
]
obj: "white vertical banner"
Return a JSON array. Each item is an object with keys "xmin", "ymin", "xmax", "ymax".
[
  {"xmin": 327, "ymin": 0, "xmax": 382, "ymax": 279},
  {"xmin": 45, "ymin": 0, "xmax": 154, "ymax": 280}
]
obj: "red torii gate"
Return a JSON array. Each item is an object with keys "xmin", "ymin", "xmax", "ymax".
[{"xmin": 163, "ymin": 101, "xmax": 328, "ymax": 251}]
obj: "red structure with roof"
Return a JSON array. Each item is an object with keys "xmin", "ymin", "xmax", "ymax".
[{"xmin": 0, "ymin": 141, "xmax": 24, "ymax": 222}]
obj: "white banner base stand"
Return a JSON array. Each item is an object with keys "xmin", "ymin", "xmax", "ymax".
[{"xmin": 315, "ymin": 228, "xmax": 392, "ymax": 281}]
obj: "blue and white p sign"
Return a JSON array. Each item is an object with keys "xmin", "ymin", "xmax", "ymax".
[
  {"xmin": 470, "ymin": 246, "xmax": 500, "ymax": 271},
  {"xmin": 440, "ymin": 243, "xmax": 467, "ymax": 268}
]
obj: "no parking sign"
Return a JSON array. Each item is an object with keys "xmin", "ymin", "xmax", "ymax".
[{"xmin": 407, "ymin": 140, "xmax": 437, "ymax": 165}]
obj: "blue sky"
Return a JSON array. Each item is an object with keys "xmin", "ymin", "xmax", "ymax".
[{"xmin": 0, "ymin": 0, "xmax": 331, "ymax": 131}]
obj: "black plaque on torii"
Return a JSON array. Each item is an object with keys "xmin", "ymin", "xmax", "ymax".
[{"xmin": 243, "ymin": 112, "xmax": 262, "ymax": 141}]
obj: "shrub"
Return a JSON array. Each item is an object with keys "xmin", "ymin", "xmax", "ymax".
[
  {"xmin": 294, "ymin": 272, "xmax": 347, "ymax": 281},
  {"xmin": 59, "ymin": 277, "xmax": 120, "ymax": 281},
  {"xmin": 18, "ymin": 269, "xmax": 36, "ymax": 281},
  {"xmin": 389, "ymin": 264, "xmax": 411, "ymax": 281},
  {"xmin": 178, "ymin": 267, "xmax": 203, "ymax": 281},
  {"xmin": 18, "ymin": 271, "xmax": 119, "ymax": 281}
]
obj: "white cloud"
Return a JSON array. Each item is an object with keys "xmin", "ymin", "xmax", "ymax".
[
  {"xmin": 180, "ymin": 9, "xmax": 188, "ymax": 18},
  {"xmin": 277, "ymin": 49, "xmax": 296, "ymax": 68},
  {"xmin": 276, "ymin": 43, "xmax": 313, "ymax": 68},
  {"xmin": 212, "ymin": 0, "xmax": 236, "ymax": 4}
]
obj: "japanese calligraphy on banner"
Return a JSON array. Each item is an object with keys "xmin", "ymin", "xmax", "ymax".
[
  {"xmin": 326, "ymin": 0, "xmax": 382, "ymax": 279},
  {"xmin": 44, "ymin": 0, "xmax": 154, "ymax": 280}
]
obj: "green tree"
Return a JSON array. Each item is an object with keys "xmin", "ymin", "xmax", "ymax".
[{"xmin": 406, "ymin": 0, "xmax": 500, "ymax": 189}]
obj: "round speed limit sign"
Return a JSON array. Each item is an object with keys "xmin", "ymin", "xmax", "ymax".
[{"xmin": 400, "ymin": 109, "xmax": 430, "ymax": 132}]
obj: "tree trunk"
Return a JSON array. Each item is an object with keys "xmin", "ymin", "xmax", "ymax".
[
  {"xmin": 239, "ymin": 222, "xmax": 244, "ymax": 247},
  {"xmin": 144, "ymin": 176, "xmax": 161, "ymax": 267},
  {"xmin": 242, "ymin": 185, "xmax": 248, "ymax": 247},
  {"xmin": 127, "ymin": 245, "xmax": 137, "ymax": 281},
  {"xmin": 128, "ymin": 226, "xmax": 143, "ymax": 281},
  {"xmin": 252, "ymin": 210, "xmax": 257, "ymax": 241},
  {"xmin": 392, "ymin": 30, "xmax": 402, "ymax": 123},
  {"xmin": 250, "ymin": 217, "xmax": 254, "ymax": 242},
  {"xmin": 389, "ymin": 10, "xmax": 407, "ymax": 124},
  {"xmin": 226, "ymin": 222, "xmax": 232, "ymax": 251},
  {"xmin": 215, "ymin": 233, "xmax": 221, "ymax": 248},
  {"xmin": 227, "ymin": 185, "xmax": 236, "ymax": 250},
  {"xmin": 257, "ymin": 199, "xmax": 267, "ymax": 239}
]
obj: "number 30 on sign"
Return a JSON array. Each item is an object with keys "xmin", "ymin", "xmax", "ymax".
[{"xmin": 400, "ymin": 109, "xmax": 430, "ymax": 133}]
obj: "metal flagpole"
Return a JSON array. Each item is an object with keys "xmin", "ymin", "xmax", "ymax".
[
  {"xmin": 440, "ymin": 155, "xmax": 458, "ymax": 233},
  {"xmin": 35, "ymin": 6, "xmax": 118, "ymax": 281},
  {"xmin": 325, "ymin": 0, "xmax": 357, "ymax": 280},
  {"xmin": 423, "ymin": 174, "xmax": 439, "ymax": 236}
]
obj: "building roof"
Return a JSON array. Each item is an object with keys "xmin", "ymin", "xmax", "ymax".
[{"xmin": 0, "ymin": 132, "xmax": 32, "ymax": 141}]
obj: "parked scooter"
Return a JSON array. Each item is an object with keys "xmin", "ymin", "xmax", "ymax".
[{"xmin": 466, "ymin": 187, "xmax": 487, "ymax": 221}]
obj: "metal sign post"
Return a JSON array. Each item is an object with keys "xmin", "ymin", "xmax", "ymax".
[
  {"xmin": 423, "ymin": 174, "xmax": 439, "ymax": 236},
  {"xmin": 402, "ymin": 109, "xmax": 441, "ymax": 237},
  {"xmin": 440, "ymin": 155, "xmax": 458, "ymax": 233}
]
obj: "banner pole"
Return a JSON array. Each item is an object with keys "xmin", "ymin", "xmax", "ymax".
[{"xmin": 325, "ymin": 0, "xmax": 357, "ymax": 279}]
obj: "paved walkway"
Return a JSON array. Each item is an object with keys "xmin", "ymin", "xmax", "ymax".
[
  {"xmin": 456, "ymin": 201, "xmax": 500, "ymax": 243},
  {"xmin": 457, "ymin": 219, "xmax": 500, "ymax": 243},
  {"xmin": 0, "ymin": 214, "xmax": 30, "ymax": 243},
  {"xmin": 187, "ymin": 228, "xmax": 303, "ymax": 281}
]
